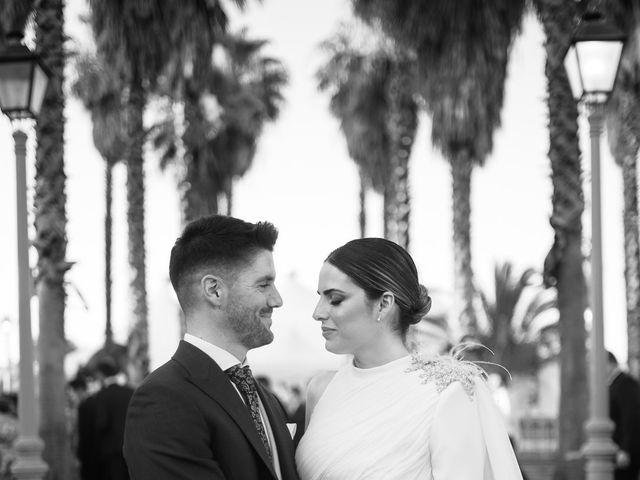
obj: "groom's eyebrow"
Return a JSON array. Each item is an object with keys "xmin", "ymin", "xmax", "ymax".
[{"xmin": 255, "ymin": 274, "xmax": 275, "ymax": 283}]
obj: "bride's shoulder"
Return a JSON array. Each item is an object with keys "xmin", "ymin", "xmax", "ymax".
[
  {"xmin": 304, "ymin": 370, "xmax": 337, "ymax": 425},
  {"xmin": 406, "ymin": 353, "xmax": 486, "ymax": 398},
  {"xmin": 306, "ymin": 371, "xmax": 337, "ymax": 403}
]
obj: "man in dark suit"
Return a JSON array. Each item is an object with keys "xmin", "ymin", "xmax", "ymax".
[
  {"xmin": 124, "ymin": 215, "xmax": 299, "ymax": 480},
  {"xmin": 77, "ymin": 358, "xmax": 134, "ymax": 480},
  {"xmin": 607, "ymin": 351, "xmax": 640, "ymax": 480}
]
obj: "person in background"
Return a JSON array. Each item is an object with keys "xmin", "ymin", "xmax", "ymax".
[
  {"xmin": 77, "ymin": 358, "xmax": 133, "ymax": 480},
  {"xmin": 288, "ymin": 385, "xmax": 306, "ymax": 448},
  {"xmin": 0, "ymin": 395, "xmax": 18, "ymax": 480},
  {"xmin": 607, "ymin": 351, "xmax": 640, "ymax": 480}
]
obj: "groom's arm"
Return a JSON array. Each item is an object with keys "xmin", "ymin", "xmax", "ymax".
[{"xmin": 124, "ymin": 381, "xmax": 227, "ymax": 480}]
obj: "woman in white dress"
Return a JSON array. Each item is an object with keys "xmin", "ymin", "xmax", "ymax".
[{"xmin": 295, "ymin": 238, "xmax": 524, "ymax": 480}]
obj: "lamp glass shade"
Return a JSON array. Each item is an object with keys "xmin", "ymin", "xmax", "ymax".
[
  {"xmin": 564, "ymin": 46, "xmax": 583, "ymax": 100},
  {"xmin": 0, "ymin": 41, "xmax": 51, "ymax": 120},
  {"xmin": 29, "ymin": 63, "xmax": 49, "ymax": 116},
  {"xmin": 575, "ymin": 40, "xmax": 623, "ymax": 94},
  {"xmin": 0, "ymin": 60, "xmax": 33, "ymax": 113}
]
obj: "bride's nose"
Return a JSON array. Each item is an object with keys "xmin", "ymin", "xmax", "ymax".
[{"xmin": 312, "ymin": 299, "xmax": 327, "ymax": 321}]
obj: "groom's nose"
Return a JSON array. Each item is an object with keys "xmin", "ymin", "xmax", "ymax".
[{"xmin": 268, "ymin": 285, "xmax": 283, "ymax": 308}]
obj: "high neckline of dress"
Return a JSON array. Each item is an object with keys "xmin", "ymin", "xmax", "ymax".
[{"xmin": 350, "ymin": 354, "xmax": 412, "ymax": 375}]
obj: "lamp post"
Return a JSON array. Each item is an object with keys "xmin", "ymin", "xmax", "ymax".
[
  {"xmin": 1, "ymin": 316, "xmax": 12, "ymax": 393},
  {"xmin": 0, "ymin": 31, "xmax": 50, "ymax": 480},
  {"xmin": 563, "ymin": 10, "xmax": 626, "ymax": 480}
]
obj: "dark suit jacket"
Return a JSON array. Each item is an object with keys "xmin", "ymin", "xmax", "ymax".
[
  {"xmin": 123, "ymin": 341, "xmax": 300, "ymax": 480},
  {"xmin": 77, "ymin": 394, "xmax": 99, "ymax": 480},
  {"xmin": 78, "ymin": 383, "xmax": 134, "ymax": 480},
  {"xmin": 609, "ymin": 370, "xmax": 640, "ymax": 477}
]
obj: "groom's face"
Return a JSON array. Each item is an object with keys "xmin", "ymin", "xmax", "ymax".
[{"xmin": 224, "ymin": 249, "xmax": 283, "ymax": 350}]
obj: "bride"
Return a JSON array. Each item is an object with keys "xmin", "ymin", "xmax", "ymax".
[{"xmin": 295, "ymin": 238, "xmax": 523, "ymax": 480}]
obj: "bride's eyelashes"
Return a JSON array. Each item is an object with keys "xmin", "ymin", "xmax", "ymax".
[{"xmin": 329, "ymin": 297, "xmax": 344, "ymax": 306}]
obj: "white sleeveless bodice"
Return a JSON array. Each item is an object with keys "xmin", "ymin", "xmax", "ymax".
[
  {"xmin": 295, "ymin": 354, "xmax": 524, "ymax": 480},
  {"xmin": 296, "ymin": 355, "xmax": 436, "ymax": 480}
]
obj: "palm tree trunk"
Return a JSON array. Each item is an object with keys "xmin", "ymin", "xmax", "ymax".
[
  {"xmin": 183, "ymin": 91, "xmax": 219, "ymax": 223},
  {"xmin": 621, "ymin": 150, "xmax": 640, "ymax": 378},
  {"xmin": 226, "ymin": 185, "xmax": 233, "ymax": 216},
  {"xmin": 126, "ymin": 74, "xmax": 150, "ymax": 387},
  {"xmin": 386, "ymin": 64, "xmax": 414, "ymax": 250},
  {"xmin": 384, "ymin": 75, "xmax": 400, "ymax": 245},
  {"xmin": 34, "ymin": 1, "xmax": 73, "ymax": 478},
  {"xmin": 536, "ymin": 2, "xmax": 588, "ymax": 479},
  {"xmin": 450, "ymin": 149, "xmax": 477, "ymax": 334},
  {"xmin": 382, "ymin": 181, "xmax": 395, "ymax": 240},
  {"xmin": 359, "ymin": 171, "xmax": 366, "ymax": 238},
  {"xmin": 105, "ymin": 161, "xmax": 113, "ymax": 346}
]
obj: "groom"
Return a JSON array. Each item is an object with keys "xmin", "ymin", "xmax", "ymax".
[{"xmin": 123, "ymin": 215, "xmax": 299, "ymax": 480}]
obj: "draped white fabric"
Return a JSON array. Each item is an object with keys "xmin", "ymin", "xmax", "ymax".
[{"xmin": 295, "ymin": 355, "xmax": 523, "ymax": 480}]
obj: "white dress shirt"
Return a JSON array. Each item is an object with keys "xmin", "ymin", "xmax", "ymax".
[{"xmin": 183, "ymin": 334, "xmax": 283, "ymax": 479}]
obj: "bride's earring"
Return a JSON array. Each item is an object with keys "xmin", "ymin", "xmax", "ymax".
[{"xmin": 376, "ymin": 312, "xmax": 382, "ymax": 322}]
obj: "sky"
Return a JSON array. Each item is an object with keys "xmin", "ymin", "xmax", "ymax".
[{"xmin": 0, "ymin": 0, "xmax": 629, "ymax": 383}]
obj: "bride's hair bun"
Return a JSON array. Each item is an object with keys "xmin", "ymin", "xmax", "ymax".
[{"xmin": 407, "ymin": 285, "xmax": 432, "ymax": 325}]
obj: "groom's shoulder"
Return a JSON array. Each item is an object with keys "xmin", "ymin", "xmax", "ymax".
[{"xmin": 134, "ymin": 355, "xmax": 187, "ymax": 394}]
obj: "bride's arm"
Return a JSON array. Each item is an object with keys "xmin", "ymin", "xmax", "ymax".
[
  {"xmin": 429, "ymin": 382, "xmax": 485, "ymax": 479},
  {"xmin": 304, "ymin": 371, "xmax": 336, "ymax": 427}
]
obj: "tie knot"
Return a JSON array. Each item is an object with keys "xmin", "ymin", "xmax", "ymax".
[{"xmin": 226, "ymin": 364, "xmax": 255, "ymax": 386}]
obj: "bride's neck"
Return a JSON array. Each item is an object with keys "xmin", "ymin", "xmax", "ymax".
[{"xmin": 353, "ymin": 335, "xmax": 409, "ymax": 369}]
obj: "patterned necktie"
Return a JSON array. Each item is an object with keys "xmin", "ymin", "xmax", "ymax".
[{"xmin": 226, "ymin": 364, "xmax": 273, "ymax": 460}]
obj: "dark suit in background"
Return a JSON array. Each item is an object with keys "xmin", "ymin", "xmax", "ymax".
[
  {"xmin": 609, "ymin": 356, "xmax": 640, "ymax": 480},
  {"xmin": 77, "ymin": 394, "xmax": 98, "ymax": 480},
  {"xmin": 77, "ymin": 381, "xmax": 134, "ymax": 480},
  {"xmin": 123, "ymin": 341, "xmax": 299, "ymax": 480}
]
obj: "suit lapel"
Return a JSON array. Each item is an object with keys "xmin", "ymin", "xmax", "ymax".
[
  {"xmin": 172, "ymin": 342, "xmax": 277, "ymax": 478},
  {"xmin": 257, "ymin": 383, "xmax": 298, "ymax": 480}
]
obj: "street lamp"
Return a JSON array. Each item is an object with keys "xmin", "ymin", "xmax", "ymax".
[
  {"xmin": 563, "ymin": 9, "xmax": 626, "ymax": 480},
  {"xmin": 1, "ymin": 316, "xmax": 13, "ymax": 393},
  {"xmin": 0, "ymin": 31, "xmax": 50, "ymax": 480}
]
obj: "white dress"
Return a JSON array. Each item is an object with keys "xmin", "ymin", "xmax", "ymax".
[{"xmin": 295, "ymin": 354, "xmax": 523, "ymax": 480}]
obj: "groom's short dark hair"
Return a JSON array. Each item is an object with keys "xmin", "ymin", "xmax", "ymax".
[{"xmin": 169, "ymin": 215, "xmax": 278, "ymax": 305}]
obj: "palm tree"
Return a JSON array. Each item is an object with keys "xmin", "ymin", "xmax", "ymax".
[
  {"xmin": 87, "ymin": 0, "xmax": 225, "ymax": 385},
  {"xmin": 478, "ymin": 262, "xmax": 557, "ymax": 377},
  {"xmin": 33, "ymin": 0, "xmax": 73, "ymax": 478},
  {"xmin": 88, "ymin": 0, "xmax": 163, "ymax": 385},
  {"xmin": 533, "ymin": 1, "xmax": 589, "ymax": 478},
  {"xmin": 208, "ymin": 32, "xmax": 288, "ymax": 217},
  {"xmin": 151, "ymin": 30, "xmax": 288, "ymax": 223},
  {"xmin": 353, "ymin": 0, "xmax": 526, "ymax": 333},
  {"xmin": 317, "ymin": 29, "xmax": 388, "ymax": 238},
  {"xmin": 384, "ymin": 53, "xmax": 418, "ymax": 249},
  {"xmin": 607, "ymin": 0, "xmax": 640, "ymax": 379},
  {"xmin": 352, "ymin": 3, "xmax": 590, "ymax": 476},
  {"xmin": 0, "ymin": 0, "xmax": 34, "ymax": 39},
  {"xmin": 147, "ymin": 2, "xmax": 252, "ymax": 223},
  {"xmin": 607, "ymin": 66, "xmax": 640, "ymax": 380},
  {"xmin": 70, "ymin": 52, "xmax": 128, "ymax": 351},
  {"xmin": 317, "ymin": 24, "xmax": 419, "ymax": 248}
]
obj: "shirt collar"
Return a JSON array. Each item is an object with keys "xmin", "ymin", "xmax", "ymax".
[{"xmin": 184, "ymin": 333, "xmax": 245, "ymax": 371}]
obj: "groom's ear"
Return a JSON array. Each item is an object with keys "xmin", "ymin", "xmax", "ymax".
[{"xmin": 201, "ymin": 274, "xmax": 224, "ymax": 306}]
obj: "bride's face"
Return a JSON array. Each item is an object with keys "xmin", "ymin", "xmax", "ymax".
[{"xmin": 313, "ymin": 262, "xmax": 380, "ymax": 355}]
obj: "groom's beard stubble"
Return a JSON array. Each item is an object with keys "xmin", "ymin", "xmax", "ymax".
[{"xmin": 228, "ymin": 303, "xmax": 275, "ymax": 350}]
